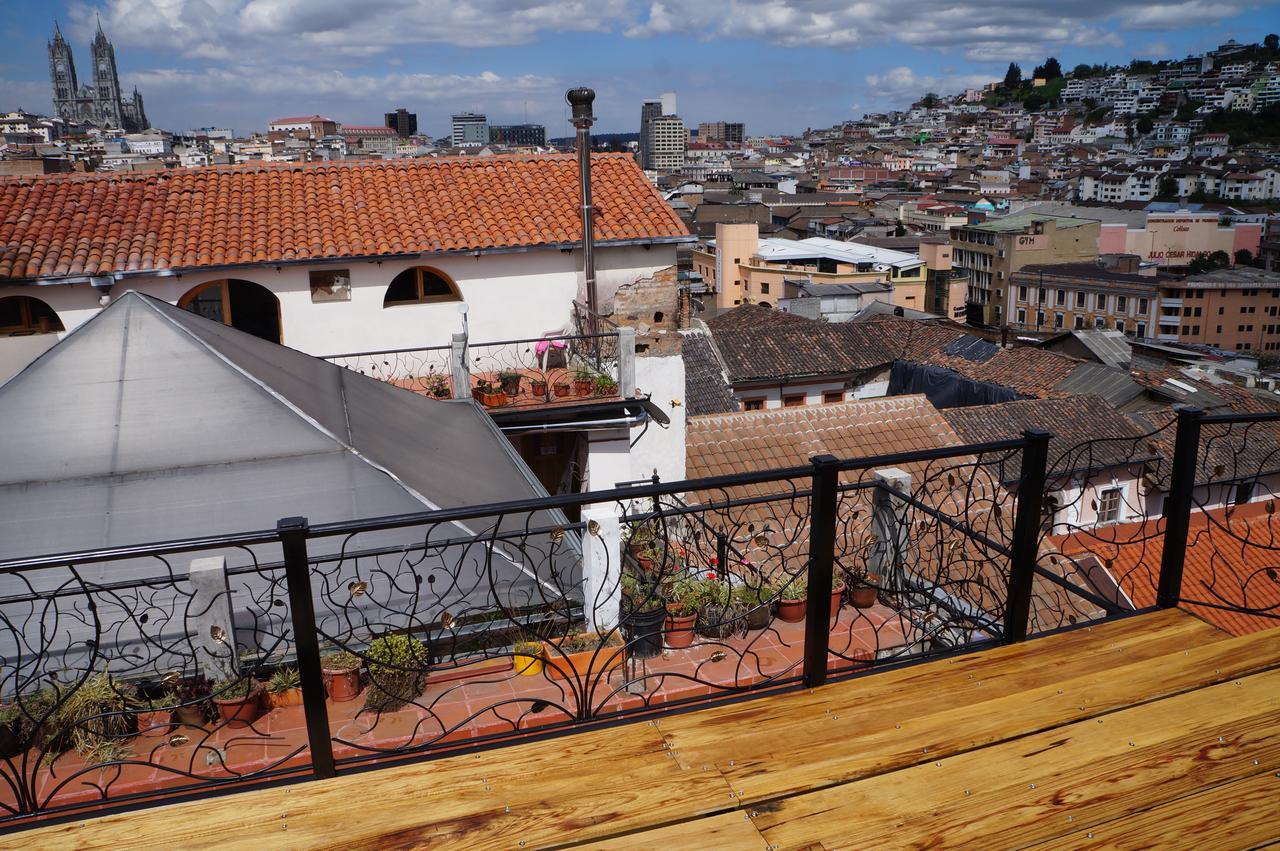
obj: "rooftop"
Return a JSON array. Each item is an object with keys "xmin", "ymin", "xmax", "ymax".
[
  {"xmin": 960, "ymin": 213, "xmax": 1092, "ymax": 233},
  {"xmin": 0, "ymin": 154, "xmax": 689, "ymax": 282},
  {"xmin": 753, "ymin": 236, "xmax": 924, "ymax": 270}
]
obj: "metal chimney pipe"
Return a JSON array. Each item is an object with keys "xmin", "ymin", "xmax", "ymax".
[{"xmin": 567, "ymin": 87, "xmax": 597, "ymax": 328}]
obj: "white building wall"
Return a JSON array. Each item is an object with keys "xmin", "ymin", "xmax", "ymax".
[
  {"xmin": 628, "ymin": 352, "xmax": 686, "ymax": 486},
  {"xmin": 0, "ymin": 243, "xmax": 675, "ymax": 365}
]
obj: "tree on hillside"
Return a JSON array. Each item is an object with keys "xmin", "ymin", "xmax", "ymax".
[
  {"xmin": 1136, "ymin": 115, "xmax": 1154, "ymax": 135},
  {"xmin": 1265, "ymin": 33, "xmax": 1278, "ymax": 50},
  {"xmin": 1024, "ymin": 93, "xmax": 1048, "ymax": 112},
  {"xmin": 921, "ymin": 92, "xmax": 940, "ymax": 110},
  {"xmin": 1156, "ymin": 176, "xmax": 1178, "ymax": 200},
  {"xmin": 1004, "ymin": 62, "xmax": 1023, "ymax": 90},
  {"xmin": 1072, "ymin": 63, "xmax": 1092, "ymax": 78},
  {"xmin": 1043, "ymin": 57, "xmax": 1062, "ymax": 79}
]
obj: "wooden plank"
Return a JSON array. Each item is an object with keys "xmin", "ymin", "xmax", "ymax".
[
  {"xmin": 15, "ymin": 722, "xmax": 735, "ymax": 851},
  {"xmin": 751, "ymin": 667, "xmax": 1280, "ymax": 850},
  {"xmin": 577, "ymin": 810, "xmax": 770, "ymax": 850},
  {"xmin": 1032, "ymin": 768, "xmax": 1280, "ymax": 850},
  {"xmin": 661, "ymin": 619, "xmax": 1280, "ymax": 805}
]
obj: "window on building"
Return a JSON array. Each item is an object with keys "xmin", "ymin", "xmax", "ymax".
[
  {"xmin": 1137, "ymin": 322, "xmax": 1146, "ymax": 338},
  {"xmin": 1116, "ymin": 320, "xmax": 1125, "ymax": 333},
  {"xmin": 1138, "ymin": 298, "xmax": 1148, "ymax": 313},
  {"xmin": 309, "ymin": 269, "xmax": 351, "ymax": 302},
  {"xmin": 1055, "ymin": 313, "xmax": 1064, "ymax": 329},
  {"xmin": 1017, "ymin": 308, "xmax": 1027, "ymax": 324},
  {"xmin": 1095, "ymin": 317, "xmax": 1106, "ymax": 328},
  {"xmin": 1075, "ymin": 291, "xmax": 1086, "ymax": 308},
  {"xmin": 1075, "ymin": 315, "xmax": 1085, "ymax": 330},
  {"xmin": 1117, "ymin": 295, "xmax": 1127, "ymax": 312},
  {"xmin": 384, "ymin": 267, "xmax": 460, "ymax": 305},
  {"xmin": 1097, "ymin": 294, "xmax": 1107, "ymax": 310},
  {"xmin": 1183, "ymin": 306, "xmax": 1192, "ymax": 317},
  {"xmin": 1219, "ymin": 306, "xmax": 1225, "ymax": 315},
  {"xmin": 742, "ymin": 398, "xmax": 764, "ymax": 411},
  {"xmin": 0, "ymin": 296, "xmax": 64, "ymax": 336},
  {"xmin": 1056, "ymin": 289, "xmax": 1065, "ymax": 306},
  {"xmin": 1037, "ymin": 287, "xmax": 1046, "ymax": 303},
  {"xmin": 760, "ymin": 282, "xmax": 770, "ymax": 295},
  {"xmin": 1194, "ymin": 307, "xmax": 1202, "ymax": 317},
  {"xmin": 783, "ymin": 394, "xmax": 806, "ymax": 408},
  {"xmin": 1097, "ymin": 487, "xmax": 1122, "ymax": 523},
  {"xmin": 1217, "ymin": 325, "xmax": 1223, "ymax": 333},
  {"xmin": 1018, "ymin": 286, "xmax": 1028, "ymax": 302},
  {"xmin": 822, "ymin": 390, "xmax": 844, "ymax": 404}
]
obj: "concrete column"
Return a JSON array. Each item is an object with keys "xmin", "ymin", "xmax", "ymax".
[
  {"xmin": 188, "ymin": 556, "xmax": 238, "ymax": 681},
  {"xmin": 450, "ymin": 331, "xmax": 470, "ymax": 400},
  {"xmin": 617, "ymin": 326, "xmax": 637, "ymax": 398},
  {"xmin": 870, "ymin": 467, "xmax": 912, "ymax": 593},
  {"xmin": 586, "ymin": 429, "xmax": 632, "ymax": 492},
  {"xmin": 581, "ymin": 505, "xmax": 621, "ymax": 632}
]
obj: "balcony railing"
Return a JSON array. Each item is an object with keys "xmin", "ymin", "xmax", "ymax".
[
  {"xmin": 322, "ymin": 317, "xmax": 632, "ymax": 410},
  {"xmin": 0, "ymin": 411, "xmax": 1273, "ymax": 829}
]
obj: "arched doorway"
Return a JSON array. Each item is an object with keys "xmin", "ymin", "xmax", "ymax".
[
  {"xmin": 178, "ymin": 279, "xmax": 281, "ymax": 343},
  {"xmin": 0, "ymin": 295, "xmax": 64, "ymax": 336}
]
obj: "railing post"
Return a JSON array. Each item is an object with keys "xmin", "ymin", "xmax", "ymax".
[
  {"xmin": 715, "ymin": 532, "xmax": 728, "ymax": 580},
  {"xmin": 1006, "ymin": 428, "xmax": 1050, "ymax": 644},
  {"xmin": 803, "ymin": 454, "xmax": 840, "ymax": 688},
  {"xmin": 616, "ymin": 326, "xmax": 636, "ymax": 397},
  {"xmin": 277, "ymin": 516, "xmax": 336, "ymax": 781},
  {"xmin": 450, "ymin": 331, "xmax": 470, "ymax": 400},
  {"xmin": 1158, "ymin": 406, "xmax": 1204, "ymax": 608}
]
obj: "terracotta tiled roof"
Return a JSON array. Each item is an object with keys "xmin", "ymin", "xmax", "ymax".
[
  {"xmin": 922, "ymin": 346, "xmax": 1081, "ymax": 399},
  {"xmin": 1128, "ymin": 408, "xmax": 1280, "ymax": 490},
  {"xmin": 680, "ymin": 329, "xmax": 737, "ymax": 417},
  {"xmin": 943, "ymin": 395, "xmax": 1156, "ymax": 481},
  {"xmin": 0, "ymin": 154, "xmax": 688, "ymax": 281},
  {"xmin": 1052, "ymin": 501, "xmax": 1280, "ymax": 635}
]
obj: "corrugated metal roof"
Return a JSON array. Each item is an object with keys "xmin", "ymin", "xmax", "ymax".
[
  {"xmin": 941, "ymin": 335, "xmax": 999, "ymax": 363},
  {"xmin": 1054, "ymin": 362, "xmax": 1146, "ymax": 408}
]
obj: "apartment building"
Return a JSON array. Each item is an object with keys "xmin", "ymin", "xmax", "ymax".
[
  {"xmin": 1158, "ymin": 267, "xmax": 1280, "ymax": 352},
  {"xmin": 1008, "ymin": 262, "xmax": 1160, "ymax": 337},
  {"xmin": 647, "ymin": 114, "xmax": 687, "ymax": 170},
  {"xmin": 693, "ymin": 223, "xmax": 927, "ymax": 312},
  {"xmin": 450, "ymin": 112, "xmax": 487, "ymax": 147},
  {"xmin": 950, "ymin": 214, "xmax": 1100, "ymax": 326}
]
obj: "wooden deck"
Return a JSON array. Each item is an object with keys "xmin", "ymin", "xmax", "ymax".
[{"xmin": 17, "ymin": 609, "xmax": 1280, "ymax": 850}]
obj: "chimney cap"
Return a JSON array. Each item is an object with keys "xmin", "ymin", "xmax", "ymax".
[{"xmin": 566, "ymin": 87, "xmax": 595, "ymax": 127}]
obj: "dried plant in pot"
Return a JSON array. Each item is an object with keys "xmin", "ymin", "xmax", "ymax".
[
  {"xmin": 696, "ymin": 602, "xmax": 748, "ymax": 640},
  {"xmin": 546, "ymin": 630, "xmax": 625, "ymax": 681},
  {"xmin": 512, "ymin": 639, "xmax": 546, "ymax": 677},
  {"xmin": 0, "ymin": 687, "xmax": 58, "ymax": 759},
  {"xmin": 776, "ymin": 574, "xmax": 808, "ymax": 623},
  {"xmin": 830, "ymin": 571, "xmax": 847, "ymax": 621},
  {"xmin": 362, "ymin": 634, "xmax": 430, "ymax": 713},
  {"xmin": 266, "ymin": 666, "xmax": 303, "ymax": 709},
  {"xmin": 47, "ymin": 673, "xmax": 138, "ymax": 763},
  {"xmin": 320, "ymin": 650, "xmax": 362, "ymax": 702},
  {"xmin": 211, "ymin": 675, "xmax": 263, "ymax": 729}
]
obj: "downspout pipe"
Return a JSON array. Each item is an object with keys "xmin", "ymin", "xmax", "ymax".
[{"xmin": 567, "ymin": 87, "xmax": 598, "ymax": 332}]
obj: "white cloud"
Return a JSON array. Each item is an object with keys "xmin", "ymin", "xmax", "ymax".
[{"xmin": 864, "ymin": 66, "xmax": 994, "ymax": 103}]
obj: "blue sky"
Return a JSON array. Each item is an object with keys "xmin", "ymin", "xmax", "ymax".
[{"xmin": 1, "ymin": 1, "xmax": 1278, "ymax": 137}]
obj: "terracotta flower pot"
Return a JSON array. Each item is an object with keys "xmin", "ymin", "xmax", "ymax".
[
  {"xmin": 322, "ymin": 665, "xmax": 362, "ymax": 702},
  {"xmin": 664, "ymin": 613, "xmax": 697, "ymax": 649},
  {"xmin": 174, "ymin": 704, "xmax": 207, "ymax": 728},
  {"xmin": 473, "ymin": 389, "xmax": 508, "ymax": 407},
  {"xmin": 777, "ymin": 596, "xmax": 807, "ymax": 623},
  {"xmin": 499, "ymin": 375, "xmax": 522, "ymax": 396},
  {"xmin": 137, "ymin": 708, "xmax": 174, "ymax": 738},
  {"xmin": 850, "ymin": 583, "xmax": 879, "ymax": 609},
  {"xmin": 573, "ymin": 379, "xmax": 592, "ymax": 395},
  {"xmin": 212, "ymin": 687, "xmax": 262, "ymax": 729},
  {"xmin": 552, "ymin": 382, "xmax": 571, "ymax": 398},
  {"xmin": 745, "ymin": 602, "xmax": 772, "ymax": 630},
  {"xmin": 531, "ymin": 380, "xmax": 548, "ymax": 396},
  {"xmin": 830, "ymin": 582, "xmax": 846, "ymax": 621}
]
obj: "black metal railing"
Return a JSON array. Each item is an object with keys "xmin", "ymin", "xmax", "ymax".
[{"xmin": 0, "ymin": 414, "xmax": 1275, "ymax": 830}]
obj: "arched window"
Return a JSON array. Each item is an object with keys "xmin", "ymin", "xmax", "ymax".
[
  {"xmin": 384, "ymin": 267, "xmax": 460, "ymax": 306},
  {"xmin": 178, "ymin": 279, "xmax": 282, "ymax": 343},
  {"xmin": 0, "ymin": 296, "xmax": 64, "ymax": 336}
]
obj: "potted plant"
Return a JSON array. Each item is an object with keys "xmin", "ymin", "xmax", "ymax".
[
  {"xmin": 776, "ymin": 574, "xmax": 808, "ymax": 623},
  {"xmin": 572, "ymin": 368, "xmax": 594, "ymax": 395},
  {"xmin": 498, "ymin": 370, "xmax": 523, "ymax": 396},
  {"xmin": 132, "ymin": 682, "xmax": 177, "ymax": 738},
  {"xmin": 831, "ymin": 572, "xmax": 847, "ymax": 621},
  {"xmin": 545, "ymin": 631, "xmax": 624, "ymax": 681},
  {"xmin": 472, "ymin": 379, "xmax": 508, "ymax": 408},
  {"xmin": 621, "ymin": 565, "xmax": 668, "ymax": 659},
  {"xmin": 850, "ymin": 572, "xmax": 881, "ymax": 609},
  {"xmin": 530, "ymin": 375, "xmax": 549, "ymax": 397},
  {"xmin": 173, "ymin": 673, "xmax": 213, "ymax": 727},
  {"xmin": 211, "ymin": 675, "xmax": 263, "ymax": 729},
  {"xmin": 733, "ymin": 579, "xmax": 776, "ymax": 631},
  {"xmin": 321, "ymin": 650, "xmax": 362, "ymax": 702},
  {"xmin": 664, "ymin": 575, "xmax": 703, "ymax": 649},
  {"xmin": 266, "ymin": 666, "xmax": 303, "ymax": 708},
  {"xmin": 593, "ymin": 375, "xmax": 618, "ymax": 396},
  {"xmin": 363, "ymin": 634, "xmax": 430, "ymax": 712},
  {"xmin": 512, "ymin": 638, "xmax": 545, "ymax": 677},
  {"xmin": 422, "ymin": 373, "xmax": 450, "ymax": 399},
  {"xmin": 552, "ymin": 380, "xmax": 571, "ymax": 398}
]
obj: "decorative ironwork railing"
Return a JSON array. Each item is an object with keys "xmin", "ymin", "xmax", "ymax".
[
  {"xmin": 322, "ymin": 343, "xmax": 454, "ymax": 399},
  {"xmin": 0, "ymin": 412, "xmax": 1274, "ymax": 830}
]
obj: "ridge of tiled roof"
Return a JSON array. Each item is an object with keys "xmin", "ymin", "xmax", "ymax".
[
  {"xmin": 680, "ymin": 328, "xmax": 737, "ymax": 417},
  {"xmin": 922, "ymin": 345, "xmax": 1082, "ymax": 399},
  {"xmin": 0, "ymin": 154, "xmax": 689, "ymax": 281}
]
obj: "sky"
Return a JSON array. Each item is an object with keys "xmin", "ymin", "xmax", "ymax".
[{"xmin": 1, "ymin": 0, "xmax": 1278, "ymax": 138}]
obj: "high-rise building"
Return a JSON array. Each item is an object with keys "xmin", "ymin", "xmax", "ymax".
[
  {"xmin": 384, "ymin": 108, "xmax": 417, "ymax": 137},
  {"xmin": 638, "ymin": 99, "xmax": 662, "ymax": 169},
  {"xmin": 48, "ymin": 20, "xmax": 148, "ymax": 132},
  {"xmin": 451, "ymin": 112, "xmax": 488, "ymax": 147},
  {"xmin": 488, "ymin": 124, "xmax": 546, "ymax": 147},
  {"xmin": 698, "ymin": 121, "xmax": 745, "ymax": 144},
  {"xmin": 660, "ymin": 92, "xmax": 677, "ymax": 117},
  {"xmin": 647, "ymin": 114, "xmax": 687, "ymax": 171}
]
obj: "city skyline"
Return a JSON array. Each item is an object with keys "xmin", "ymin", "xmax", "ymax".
[{"xmin": 0, "ymin": 1, "xmax": 1277, "ymax": 135}]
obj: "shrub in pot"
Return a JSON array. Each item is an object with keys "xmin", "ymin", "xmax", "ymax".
[
  {"xmin": 363, "ymin": 634, "xmax": 430, "ymax": 712},
  {"xmin": 321, "ymin": 650, "xmax": 362, "ymax": 702},
  {"xmin": 664, "ymin": 575, "xmax": 705, "ymax": 649},
  {"xmin": 173, "ymin": 674, "xmax": 213, "ymax": 727},
  {"xmin": 733, "ymin": 579, "xmax": 776, "ymax": 630},
  {"xmin": 212, "ymin": 675, "xmax": 263, "ymax": 729},
  {"xmin": 530, "ymin": 377, "xmax": 549, "ymax": 397},
  {"xmin": 422, "ymin": 373, "xmax": 450, "ymax": 399},
  {"xmin": 849, "ymin": 572, "xmax": 881, "ymax": 609},
  {"xmin": 132, "ymin": 684, "xmax": 177, "ymax": 738},
  {"xmin": 831, "ymin": 573, "xmax": 847, "ymax": 621},
  {"xmin": 513, "ymin": 639, "xmax": 545, "ymax": 677},
  {"xmin": 266, "ymin": 666, "xmax": 303, "ymax": 708},
  {"xmin": 593, "ymin": 375, "xmax": 618, "ymax": 396},
  {"xmin": 498, "ymin": 370, "xmax": 523, "ymax": 396},
  {"xmin": 472, "ymin": 379, "xmax": 507, "ymax": 408},
  {"xmin": 621, "ymin": 566, "xmax": 667, "ymax": 659},
  {"xmin": 697, "ymin": 602, "xmax": 747, "ymax": 640},
  {"xmin": 572, "ymin": 368, "xmax": 594, "ymax": 395},
  {"xmin": 776, "ymin": 575, "xmax": 808, "ymax": 623},
  {"xmin": 552, "ymin": 381, "xmax": 571, "ymax": 398}
]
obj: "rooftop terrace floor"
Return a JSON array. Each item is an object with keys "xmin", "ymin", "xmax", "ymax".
[{"xmin": 17, "ymin": 608, "xmax": 1280, "ymax": 849}]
